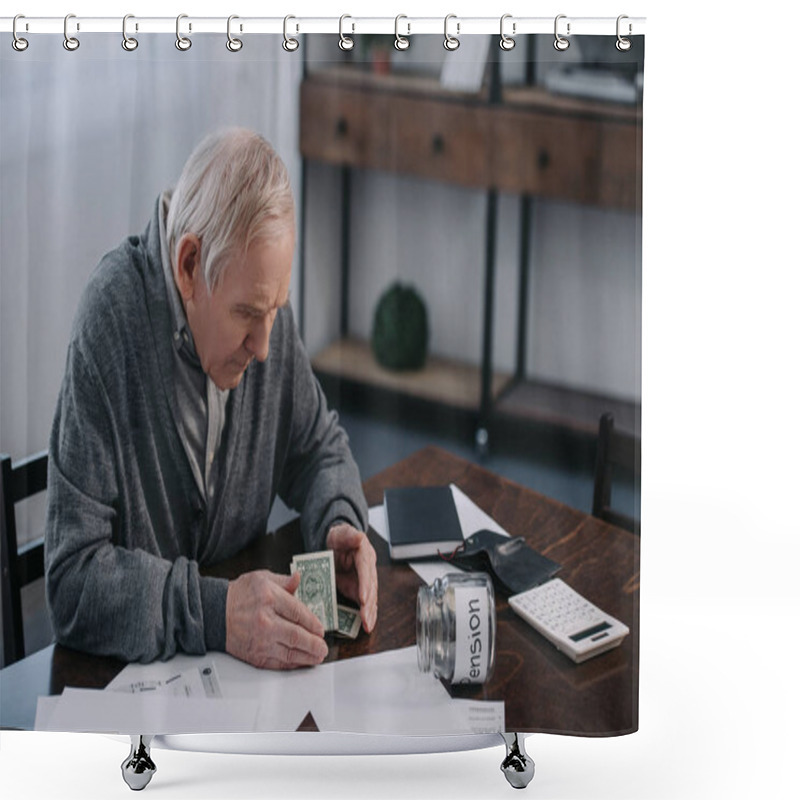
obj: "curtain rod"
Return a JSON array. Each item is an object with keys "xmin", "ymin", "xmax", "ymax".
[{"xmin": 0, "ymin": 16, "xmax": 646, "ymax": 37}]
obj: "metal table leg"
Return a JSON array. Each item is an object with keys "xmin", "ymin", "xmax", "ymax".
[
  {"xmin": 121, "ymin": 735, "xmax": 156, "ymax": 791},
  {"xmin": 500, "ymin": 732, "xmax": 535, "ymax": 789}
]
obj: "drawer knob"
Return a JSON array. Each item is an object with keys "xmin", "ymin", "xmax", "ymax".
[
  {"xmin": 336, "ymin": 117, "xmax": 348, "ymax": 137},
  {"xmin": 538, "ymin": 149, "xmax": 551, "ymax": 170},
  {"xmin": 432, "ymin": 134, "xmax": 445, "ymax": 155}
]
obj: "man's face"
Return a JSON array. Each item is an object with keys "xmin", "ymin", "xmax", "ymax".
[{"xmin": 179, "ymin": 229, "xmax": 294, "ymax": 391}]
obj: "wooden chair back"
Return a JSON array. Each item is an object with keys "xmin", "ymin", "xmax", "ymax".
[
  {"xmin": 592, "ymin": 413, "xmax": 640, "ymax": 535},
  {"xmin": 1, "ymin": 450, "xmax": 48, "ymax": 666}
]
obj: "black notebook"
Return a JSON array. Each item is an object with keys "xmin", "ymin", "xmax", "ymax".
[{"xmin": 383, "ymin": 485, "xmax": 464, "ymax": 560}]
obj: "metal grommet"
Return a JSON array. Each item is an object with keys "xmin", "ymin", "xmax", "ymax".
[
  {"xmin": 394, "ymin": 14, "xmax": 410, "ymax": 51},
  {"xmin": 283, "ymin": 15, "xmax": 299, "ymax": 52},
  {"xmin": 176, "ymin": 14, "xmax": 192, "ymax": 51},
  {"xmin": 12, "ymin": 15, "xmax": 29, "ymax": 52},
  {"xmin": 338, "ymin": 14, "xmax": 354, "ymax": 51},
  {"xmin": 616, "ymin": 15, "xmax": 632, "ymax": 52},
  {"xmin": 443, "ymin": 14, "xmax": 460, "ymax": 51},
  {"xmin": 499, "ymin": 14, "xmax": 515, "ymax": 51},
  {"xmin": 63, "ymin": 13, "xmax": 80, "ymax": 51},
  {"xmin": 226, "ymin": 15, "xmax": 243, "ymax": 52},
  {"xmin": 122, "ymin": 14, "xmax": 138, "ymax": 51},
  {"xmin": 553, "ymin": 14, "xmax": 570, "ymax": 51}
]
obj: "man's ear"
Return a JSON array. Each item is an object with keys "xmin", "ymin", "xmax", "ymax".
[{"xmin": 174, "ymin": 233, "xmax": 202, "ymax": 302}]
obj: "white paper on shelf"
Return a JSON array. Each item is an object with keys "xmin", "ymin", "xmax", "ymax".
[{"xmin": 439, "ymin": 35, "xmax": 493, "ymax": 94}]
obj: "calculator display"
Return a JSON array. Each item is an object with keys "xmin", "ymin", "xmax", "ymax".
[{"xmin": 569, "ymin": 622, "xmax": 612, "ymax": 642}]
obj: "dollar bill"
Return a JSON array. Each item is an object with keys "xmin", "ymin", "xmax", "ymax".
[
  {"xmin": 334, "ymin": 604, "xmax": 362, "ymax": 639},
  {"xmin": 290, "ymin": 550, "xmax": 338, "ymax": 632}
]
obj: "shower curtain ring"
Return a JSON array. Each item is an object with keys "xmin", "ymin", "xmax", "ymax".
[
  {"xmin": 499, "ymin": 14, "xmax": 516, "ymax": 51},
  {"xmin": 176, "ymin": 14, "xmax": 192, "ymax": 51},
  {"xmin": 63, "ymin": 13, "xmax": 80, "ymax": 51},
  {"xmin": 553, "ymin": 14, "xmax": 570, "ymax": 51},
  {"xmin": 616, "ymin": 15, "xmax": 632, "ymax": 51},
  {"xmin": 283, "ymin": 15, "xmax": 299, "ymax": 52},
  {"xmin": 339, "ymin": 15, "xmax": 354, "ymax": 51},
  {"xmin": 394, "ymin": 15, "xmax": 410, "ymax": 51},
  {"xmin": 12, "ymin": 15, "xmax": 29, "ymax": 51},
  {"xmin": 226, "ymin": 15, "xmax": 243, "ymax": 52},
  {"xmin": 444, "ymin": 14, "xmax": 460, "ymax": 51},
  {"xmin": 122, "ymin": 15, "xmax": 138, "ymax": 51}
]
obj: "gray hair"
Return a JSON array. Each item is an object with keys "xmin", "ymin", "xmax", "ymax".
[{"xmin": 166, "ymin": 128, "xmax": 295, "ymax": 291}]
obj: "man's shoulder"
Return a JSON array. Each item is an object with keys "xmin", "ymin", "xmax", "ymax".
[{"xmin": 72, "ymin": 230, "xmax": 156, "ymax": 353}]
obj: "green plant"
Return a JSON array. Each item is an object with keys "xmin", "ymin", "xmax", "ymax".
[{"xmin": 371, "ymin": 282, "xmax": 429, "ymax": 371}]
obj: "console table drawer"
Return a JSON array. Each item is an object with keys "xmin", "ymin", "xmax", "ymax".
[
  {"xmin": 390, "ymin": 94, "xmax": 490, "ymax": 188},
  {"xmin": 300, "ymin": 78, "xmax": 641, "ymax": 210},
  {"xmin": 492, "ymin": 110, "xmax": 601, "ymax": 203},
  {"xmin": 491, "ymin": 110, "xmax": 640, "ymax": 209},
  {"xmin": 301, "ymin": 81, "xmax": 489, "ymax": 188},
  {"xmin": 300, "ymin": 81, "xmax": 392, "ymax": 169}
]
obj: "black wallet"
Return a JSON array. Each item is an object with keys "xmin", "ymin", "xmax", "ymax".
[{"xmin": 441, "ymin": 529, "xmax": 561, "ymax": 595}]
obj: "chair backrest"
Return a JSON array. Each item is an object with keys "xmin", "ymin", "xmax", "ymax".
[
  {"xmin": 592, "ymin": 413, "xmax": 641, "ymax": 535},
  {"xmin": 1, "ymin": 450, "xmax": 48, "ymax": 666}
]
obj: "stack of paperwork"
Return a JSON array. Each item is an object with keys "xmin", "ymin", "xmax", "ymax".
[{"xmin": 35, "ymin": 647, "xmax": 503, "ymax": 735}]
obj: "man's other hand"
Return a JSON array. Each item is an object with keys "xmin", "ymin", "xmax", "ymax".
[
  {"xmin": 326, "ymin": 524, "xmax": 378, "ymax": 633},
  {"xmin": 225, "ymin": 570, "xmax": 328, "ymax": 669}
]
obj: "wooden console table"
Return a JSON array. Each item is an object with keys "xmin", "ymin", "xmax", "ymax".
[{"xmin": 299, "ymin": 64, "xmax": 642, "ymax": 443}]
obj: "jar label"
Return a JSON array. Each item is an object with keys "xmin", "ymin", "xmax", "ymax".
[{"xmin": 453, "ymin": 586, "xmax": 491, "ymax": 683}]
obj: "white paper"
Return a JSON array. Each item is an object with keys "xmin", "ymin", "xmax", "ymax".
[
  {"xmin": 36, "ymin": 648, "xmax": 503, "ymax": 736},
  {"xmin": 439, "ymin": 35, "xmax": 492, "ymax": 94},
  {"xmin": 253, "ymin": 661, "xmax": 335, "ymax": 732},
  {"xmin": 38, "ymin": 485, "xmax": 511, "ymax": 737},
  {"xmin": 370, "ymin": 484, "xmax": 510, "ymax": 585},
  {"xmin": 309, "ymin": 646, "xmax": 504, "ymax": 736},
  {"xmin": 109, "ymin": 652, "xmax": 321, "ymax": 733},
  {"xmin": 33, "ymin": 695, "xmax": 61, "ymax": 731},
  {"xmin": 368, "ymin": 503, "xmax": 390, "ymax": 542},
  {"xmin": 106, "ymin": 658, "xmax": 222, "ymax": 698},
  {"xmin": 37, "ymin": 687, "xmax": 258, "ymax": 734},
  {"xmin": 450, "ymin": 484, "xmax": 509, "ymax": 539}
]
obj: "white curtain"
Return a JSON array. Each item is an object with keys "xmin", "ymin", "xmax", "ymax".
[{"xmin": 0, "ymin": 34, "xmax": 303, "ymax": 490}]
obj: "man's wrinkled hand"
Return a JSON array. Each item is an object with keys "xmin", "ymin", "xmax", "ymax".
[
  {"xmin": 326, "ymin": 524, "xmax": 378, "ymax": 633},
  {"xmin": 225, "ymin": 569, "xmax": 328, "ymax": 670}
]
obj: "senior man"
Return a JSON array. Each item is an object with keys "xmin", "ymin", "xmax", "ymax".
[{"xmin": 45, "ymin": 128, "xmax": 377, "ymax": 670}]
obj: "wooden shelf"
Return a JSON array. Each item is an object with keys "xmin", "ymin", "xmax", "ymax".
[
  {"xmin": 503, "ymin": 85, "xmax": 642, "ymax": 123},
  {"xmin": 305, "ymin": 66, "xmax": 642, "ymax": 123},
  {"xmin": 311, "ymin": 337, "xmax": 513, "ymax": 413},
  {"xmin": 494, "ymin": 379, "xmax": 640, "ymax": 437},
  {"xmin": 304, "ymin": 64, "xmax": 491, "ymax": 104},
  {"xmin": 301, "ymin": 69, "xmax": 642, "ymax": 210}
]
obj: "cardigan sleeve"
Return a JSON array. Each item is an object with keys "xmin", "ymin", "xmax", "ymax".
[
  {"xmin": 276, "ymin": 311, "xmax": 369, "ymax": 552},
  {"xmin": 45, "ymin": 332, "xmax": 228, "ymax": 663}
]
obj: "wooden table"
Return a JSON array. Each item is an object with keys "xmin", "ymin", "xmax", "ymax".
[{"xmin": 1, "ymin": 446, "xmax": 639, "ymax": 735}]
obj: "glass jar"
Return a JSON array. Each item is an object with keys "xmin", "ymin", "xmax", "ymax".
[{"xmin": 416, "ymin": 572, "xmax": 496, "ymax": 684}]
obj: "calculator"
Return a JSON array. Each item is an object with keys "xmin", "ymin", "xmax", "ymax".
[{"xmin": 508, "ymin": 578, "xmax": 630, "ymax": 663}]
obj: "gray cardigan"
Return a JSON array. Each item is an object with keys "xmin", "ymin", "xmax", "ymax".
[{"xmin": 45, "ymin": 198, "xmax": 367, "ymax": 663}]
